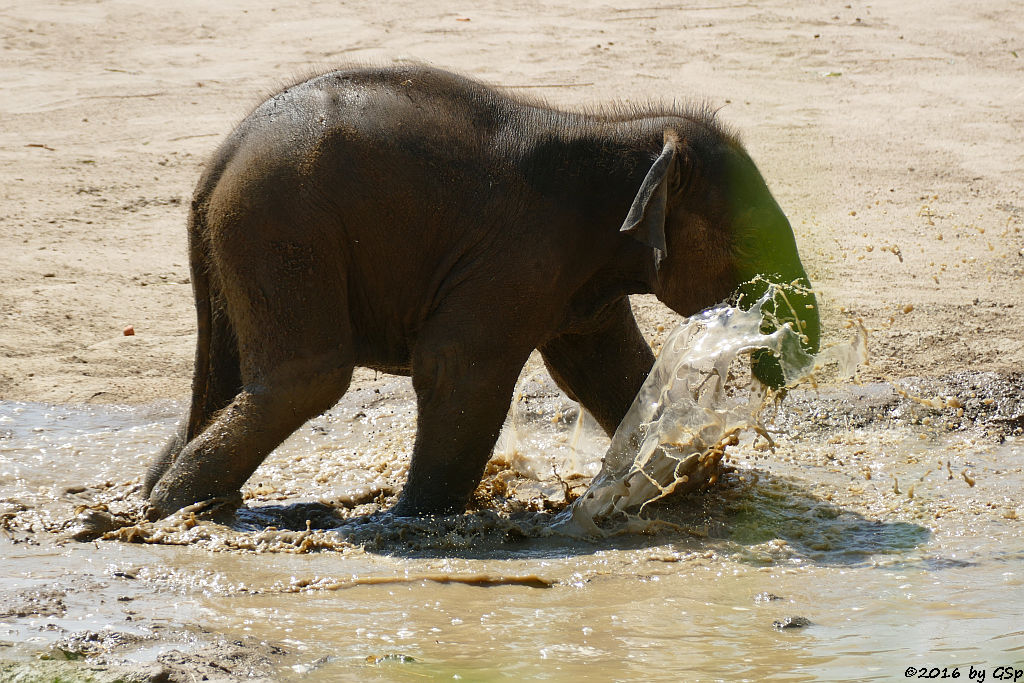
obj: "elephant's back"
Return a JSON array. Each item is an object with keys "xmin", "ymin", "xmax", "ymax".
[
  {"xmin": 198, "ymin": 66, "xmax": 533, "ymax": 225},
  {"xmin": 227, "ymin": 65, "xmax": 522, "ymax": 168}
]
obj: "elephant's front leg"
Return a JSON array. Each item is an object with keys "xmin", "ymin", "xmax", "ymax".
[
  {"xmin": 391, "ymin": 339, "xmax": 531, "ymax": 517},
  {"xmin": 539, "ymin": 297, "xmax": 655, "ymax": 436}
]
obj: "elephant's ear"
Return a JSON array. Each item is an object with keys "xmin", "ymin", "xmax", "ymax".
[{"xmin": 619, "ymin": 134, "xmax": 679, "ymax": 254}]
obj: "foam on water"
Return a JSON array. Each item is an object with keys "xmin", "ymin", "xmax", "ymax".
[{"xmin": 558, "ymin": 287, "xmax": 868, "ymax": 535}]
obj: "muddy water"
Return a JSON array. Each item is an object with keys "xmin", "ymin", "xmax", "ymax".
[{"xmin": 1, "ymin": 374, "xmax": 1023, "ymax": 681}]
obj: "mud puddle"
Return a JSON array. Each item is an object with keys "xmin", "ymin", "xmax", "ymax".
[{"xmin": 1, "ymin": 371, "xmax": 1022, "ymax": 681}]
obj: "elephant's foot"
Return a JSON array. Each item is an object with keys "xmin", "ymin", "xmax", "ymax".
[{"xmin": 145, "ymin": 480, "xmax": 242, "ymax": 521}]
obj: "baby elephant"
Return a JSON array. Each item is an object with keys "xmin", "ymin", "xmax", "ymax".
[{"xmin": 143, "ymin": 65, "xmax": 819, "ymax": 518}]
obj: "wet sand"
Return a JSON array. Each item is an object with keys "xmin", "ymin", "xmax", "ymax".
[
  {"xmin": 2, "ymin": 377, "xmax": 1022, "ymax": 680},
  {"xmin": 2, "ymin": 0, "xmax": 1023, "ymax": 680}
]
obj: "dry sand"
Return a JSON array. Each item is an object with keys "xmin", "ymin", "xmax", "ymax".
[{"xmin": 2, "ymin": 0, "xmax": 1021, "ymax": 403}]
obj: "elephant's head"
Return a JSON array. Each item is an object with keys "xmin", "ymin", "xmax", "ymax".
[{"xmin": 621, "ymin": 127, "xmax": 820, "ymax": 388}]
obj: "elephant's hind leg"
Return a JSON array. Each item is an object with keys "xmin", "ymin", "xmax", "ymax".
[
  {"xmin": 146, "ymin": 357, "xmax": 352, "ymax": 518},
  {"xmin": 146, "ymin": 209, "xmax": 354, "ymax": 518},
  {"xmin": 142, "ymin": 294, "xmax": 241, "ymax": 497}
]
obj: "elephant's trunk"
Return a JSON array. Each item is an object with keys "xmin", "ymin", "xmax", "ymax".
[{"xmin": 732, "ymin": 201, "xmax": 821, "ymax": 388}]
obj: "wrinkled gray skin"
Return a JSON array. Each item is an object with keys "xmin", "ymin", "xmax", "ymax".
[{"xmin": 143, "ymin": 65, "xmax": 819, "ymax": 519}]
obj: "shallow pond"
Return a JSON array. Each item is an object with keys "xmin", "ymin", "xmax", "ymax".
[{"xmin": 1, "ymin": 373, "xmax": 1022, "ymax": 681}]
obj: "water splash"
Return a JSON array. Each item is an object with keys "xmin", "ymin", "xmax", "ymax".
[{"xmin": 555, "ymin": 287, "xmax": 867, "ymax": 536}]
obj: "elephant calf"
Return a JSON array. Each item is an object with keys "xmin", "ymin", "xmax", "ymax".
[{"xmin": 143, "ymin": 65, "xmax": 819, "ymax": 519}]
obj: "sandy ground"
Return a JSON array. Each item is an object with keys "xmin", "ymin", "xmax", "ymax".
[{"xmin": 2, "ymin": 0, "xmax": 1022, "ymax": 406}]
